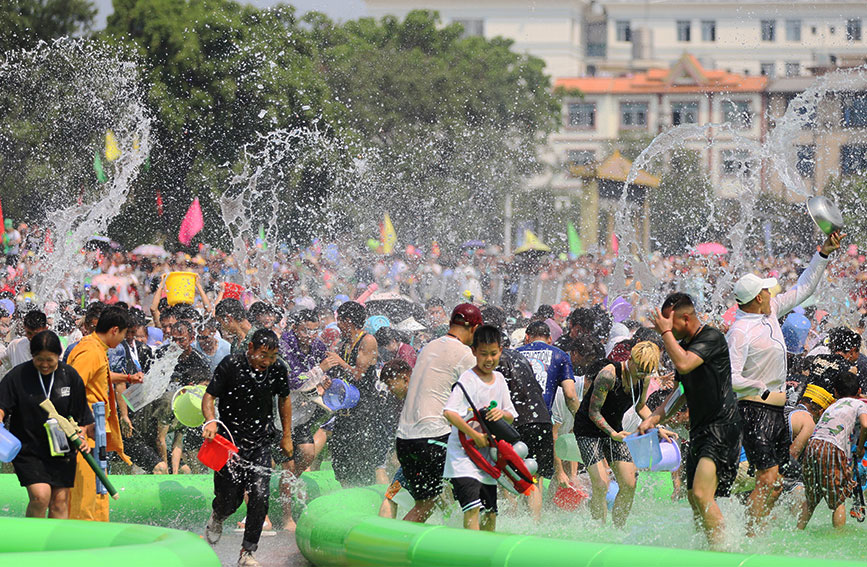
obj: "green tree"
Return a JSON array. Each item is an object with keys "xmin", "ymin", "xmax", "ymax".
[
  {"xmin": 103, "ymin": 0, "xmax": 348, "ymax": 247},
  {"xmin": 0, "ymin": 0, "xmax": 96, "ymax": 52},
  {"xmin": 305, "ymin": 10, "xmax": 560, "ymax": 245},
  {"xmin": 648, "ymin": 150, "xmax": 715, "ymax": 254},
  {"xmin": 824, "ymin": 175, "xmax": 867, "ymax": 245}
]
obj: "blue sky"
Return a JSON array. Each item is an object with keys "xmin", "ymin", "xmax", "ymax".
[{"xmin": 91, "ymin": 0, "xmax": 369, "ymax": 29}]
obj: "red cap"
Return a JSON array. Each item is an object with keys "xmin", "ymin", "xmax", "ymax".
[{"xmin": 450, "ymin": 303, "xmax": 483, "ymax": 328}]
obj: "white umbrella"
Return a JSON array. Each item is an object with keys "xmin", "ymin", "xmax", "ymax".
[{"xmin": 131, "ymin": 244, "xmax": 169, "ymax": 257}]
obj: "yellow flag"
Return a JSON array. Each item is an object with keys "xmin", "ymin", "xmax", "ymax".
[
  {"xmin": 514, "ymin": 229, "xmax": 551, "ymax": 254},
  {"xmin": 105, "ymin": 130, "xmax": 121, "ymax": 161},
  {"xmin": 380, "ymin": 213, "xmax": 397, "ymax": 255}
]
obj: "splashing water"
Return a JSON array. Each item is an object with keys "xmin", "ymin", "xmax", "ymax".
[
  {"xmin": 609, "ymin": 66, "xmax": 867, "ymax": 320},
  {"xmin": 0, "ymin": 39, "xmax": 151, "ymax": 306}
]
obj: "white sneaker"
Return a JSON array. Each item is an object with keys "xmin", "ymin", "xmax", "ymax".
[
  {"xmin": 205, "ymin": 513, "xmax": 223, "ymax": 546},
  {"xmin": 238, "ymin": 549, "xmax": 262, "ymax": 567}
]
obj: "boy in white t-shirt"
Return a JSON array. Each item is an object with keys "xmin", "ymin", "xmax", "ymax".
[
  {"xmin": 443, "ymin": 325, "xmax": 517, "ymax": 531},
  {"xmin": 797, "ymin": 371, "xmax": 867, "ymax": 529}
]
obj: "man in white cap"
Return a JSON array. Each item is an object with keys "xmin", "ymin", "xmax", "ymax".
[{"xmin": 727, "ymin": 230, "xmax": 842, "ymax": 535}]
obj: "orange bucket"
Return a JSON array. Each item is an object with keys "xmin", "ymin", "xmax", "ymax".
[{"xmin": 223, "ymin": 282, "xmax": 244, "ymax": 300}]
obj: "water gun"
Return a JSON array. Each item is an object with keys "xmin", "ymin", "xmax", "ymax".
[
  {"xmin": 452, "ymin": 382, "xmax": 537, "ymax": 496},
  {"xmin": 92, "ymin": 402, "xmax": 108, "ymax": 495},
  {"xmin": 39, "ymin": 399, "xmax": 118, "ymax": 500}
]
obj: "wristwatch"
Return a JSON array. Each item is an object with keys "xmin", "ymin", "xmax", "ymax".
[{"xmin": 761, "ymin": 389, "xmax": 770, "ymax": 401}]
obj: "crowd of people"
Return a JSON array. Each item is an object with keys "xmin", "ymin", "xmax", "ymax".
[{"xmin": 1, "ymin": 219, "xmax": 866, "ymax": 565}]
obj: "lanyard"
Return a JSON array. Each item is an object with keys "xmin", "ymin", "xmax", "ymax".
[{"xmin": 39, "ymin": 370, "xmax": 55, "ymax": 400}]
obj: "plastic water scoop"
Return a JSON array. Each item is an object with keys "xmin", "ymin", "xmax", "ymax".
[
  {"xmin": 0, "ymin": 423, "xmax": 22, "ymax": 463},
  {"xmin": 322, "ymin": 379, "xmax": 360, "ymax": 411},
  {"xmin": 171, "ymin": 384, "xmax": 207, "ymax": 427},
  {"xmin": 624, "ymin": 428, "xmax": 681, "ymax": 471},
  {"xmin": 198, "ymin": 420, "xmax": 238, "ymax": 472}
]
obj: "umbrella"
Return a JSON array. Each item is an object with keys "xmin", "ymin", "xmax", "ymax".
[
  {"xmin": 691, "ymin": 242, "xmax": 728, "ymax": 256},
  {"xmin": 366, "ymin": 291, "xmax": 416, "ymax": 323},
  {"xmin": 131, "ymin": 244, "xmax": 169, "ymax": 257},
  {"xmin": 85, "ymin": 235, "xmax": 118, "ymax": 252},
  {"xmin": 461, "ymin": 240, "xmax": 486, "ymax": 249},
  {"xmin": 514, "ymin": 230, "xmax": 551, "ymax": 254}
]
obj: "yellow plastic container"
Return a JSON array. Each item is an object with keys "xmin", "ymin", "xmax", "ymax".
[
  {"xmin": 165, "ymin": 271, "xmax": 197, "ymax": 305},
  {"xmin": 171, "ymin": 384, "xmax": 207, "ymax": 427}
]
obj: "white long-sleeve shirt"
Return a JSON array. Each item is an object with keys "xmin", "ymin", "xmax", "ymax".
[{"xmin": 727, "ymin": 252, "xmax": 829, "ymax": 400}]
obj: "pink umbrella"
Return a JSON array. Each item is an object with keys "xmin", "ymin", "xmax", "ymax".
[{"xmin": 691, "ymin": 242, "xmax": 729, "ymax": 256}]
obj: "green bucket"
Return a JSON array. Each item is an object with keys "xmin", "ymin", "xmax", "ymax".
[{"xmin": 171, "ymin": 385, "xmax": 206, "ymax": 427}]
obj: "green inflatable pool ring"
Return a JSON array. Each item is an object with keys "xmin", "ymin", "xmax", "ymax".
[
  {"xmin": 0, "ymin": 469, "xmax": 344, "ymax": 565},
  {"xmin": 0, "ymin": 516, "xmax": 217, "ymax": 567},
  {"xmin": 296, "ymin": 485, "xmax": 867, "ymax": 567}
]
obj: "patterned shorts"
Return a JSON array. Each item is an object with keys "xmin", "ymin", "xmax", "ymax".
[
  {"xmin": 802, "ymin": 438, "xmax": 856, "ymax": 510},
  {"xmin": 575, "ymin": 435, "xmax": 633, "ymax": 467}
]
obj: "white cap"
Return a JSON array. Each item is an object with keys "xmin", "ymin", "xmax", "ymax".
[{"xmin": 733, "ymin": 273, "xmax": 778, "ymax": 305}]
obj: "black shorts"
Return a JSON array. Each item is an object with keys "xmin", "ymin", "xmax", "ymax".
[
  {"xmin": 272, "ymin": 422, "xmax": 318, "ymax": 465},
  {"xmin": 686, "ymin": 421, "xmax": 741, "ymax": 497},
  {"xmin": 450, "ymin": 477, "xmax": 498, "ymax": 514},
  {"xmin": 395, "ymin": 435, "xmax": 448, "ymax": 501},
  {"xmin": 576, "ymin": 435, "xmax": 632, "ymax": 467},
  {"xmin": 13, "ymin": 453, "xmax": 77, "ymax": 488},
  {"xmin": 738, "ymin": 400, "xmax": 788, "ymax": 471},
  {"xmin": 516, "ymin": 422, "xmax": 554, "ymax": 479}
]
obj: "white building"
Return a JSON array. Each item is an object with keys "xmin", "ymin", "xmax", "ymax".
[
  {"xmin": 365, "ymin": 0, "xmax": 589, "ymax": 78},
  {"xmin": 595, "ymin": 0, "xmax": 867, "ymax": 79}
]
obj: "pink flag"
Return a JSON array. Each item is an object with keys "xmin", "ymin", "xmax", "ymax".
[
  {"xmin": 178, "ymin": 197, "xmax": 204, "ymax": 245},
  {"xmin": 610, "ymin": 232, "xmax": 619, "ymax": 255}
]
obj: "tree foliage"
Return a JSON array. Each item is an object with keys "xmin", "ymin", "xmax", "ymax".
[{"xmin": 0, "ymin": 0, "xmax": 96, "ymax": 52}]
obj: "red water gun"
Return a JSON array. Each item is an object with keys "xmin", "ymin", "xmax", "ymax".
[{"xmin": 452, "ymin": 382, "xmax": 538, "ymax": 496}]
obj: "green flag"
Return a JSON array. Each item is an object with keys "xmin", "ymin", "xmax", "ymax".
[
  {"xmin": 258, "ymin": 224, "xmax": 267, "ymax": 250},
  {"xmin": 567, "ymin": 222, "xmax": 583, "ymax": 258},
  {"xmin": 93, "ymin": 150, "xmax": 107, "ymax": 183}
]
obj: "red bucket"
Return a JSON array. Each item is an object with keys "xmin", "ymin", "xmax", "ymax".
[
  {"xmin": 223, "ymin": 282, "xmax": 244, "ymax": 300},
  {"xmin": 553, "ymin": 483, "xmax": 588, "ymax": 511},
  {"xmin": 198, "ymin": 434, "xmax": 238, "ymax": 472}
]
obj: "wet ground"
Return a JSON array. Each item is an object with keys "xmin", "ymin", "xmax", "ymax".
[{"xmin": 212, "ymin": 530, "xmax": 310, "ymax": 567}]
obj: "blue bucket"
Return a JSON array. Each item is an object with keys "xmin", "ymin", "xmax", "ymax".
[
  {"xmin": 0, "ymin": 423, "xmax": 22, "ymax": 463},
  {"xmin": 782, "ymin": 313, "xmax": 811, "ymax": 354},
  {"xmin": 322, "ymin": 379, "xmax": 360, "ymax": 411},
  {"xmin": 624, "ymin": 429, "xmax": 662, "ymax": 469}
]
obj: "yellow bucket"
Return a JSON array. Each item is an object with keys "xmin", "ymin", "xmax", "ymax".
[
  {"xmin": 165, "ymin": 271, "xmax": 197, "ymax": 305},
  {"xmin": 171, "ymin": 384, "xmax": 207, "ymax": 427}
]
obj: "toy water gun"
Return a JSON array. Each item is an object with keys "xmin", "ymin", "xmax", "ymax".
[
  {"xmin": 452, "ymin": 382, "xmax": 537, "ymax": 496},
  {"xmin": 92, "ymin": 402, "xmax": 108, "ymax": 495},
  {"xmin": 39, "ymin": 399, "xmax": 118, "ymax": 500}
]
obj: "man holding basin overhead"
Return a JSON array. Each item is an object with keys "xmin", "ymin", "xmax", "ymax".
[
  {"xmin": 727, "ymin": 229, "xmax": 843, "ymax": 536},
  {"xmin": 640, "ymin": 292, "xmax": 740, "ymax": 550}
]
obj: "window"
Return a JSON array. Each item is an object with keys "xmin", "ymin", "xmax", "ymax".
[
  {"xmin": 811, "ymin": 25, "xmax": 818, "ymax": 35},
  {"xmin": 841, "ymin": 145, "xmax": 867, "ymax": 175},
  {"xmin": 723, "ymin": 100, "xmax": 752, "ymax": 129},
  {"xmin": 677, "ymin": 20, "xmax": 691, "ymax": 42},
  {"xmin": 761, "ymin": 20, "xmax": 776, "ymax": 41},
  {"xmin": 847, "ymin": 18, "xmax": 862, "ymax": 41},
  {"xmin": 567, "ymin": 102, "xmax": 596, "ymax": 129},
  {"xmin": 786, "ymin": 19, "xmax": 801, "ymax": 41},
  {"xmin": 842, "ymin": 95, "xmax": 867, "ymax": 127},
  {"xmin": 785, "ymin": 62, "xmax": 800, "ymax": 77},
  {"xmin": 566, "ymin": 150, "xmax": 596, "ymax": 166},
  {"xmin": 796, "ymin": 145, "xmax": 815, "ymax": 177},
  {"xmin": 701, "ymin": 20, "xmax": 716, "ymax": 42},
  {"xmin": 671, "ymin": 101, "xmax": 699, "ymax": 125},
  {"xmin": 830, "ymin": 25, "xmax": 836, "ymax": 35},
  {"xmin": 453, "ymin": 18, "xmax": 484, "ymax": 37},
  {"xmin": 760, "ymin": 62, "xmax": 775, "ymax": 78},
  {"xmin": 620, "ymin": 101, "xmax": 648, "ymax": 129},
  {"xmin": 721, "ymin": 149, "xmax": 756, "ymax": 177},
  {"xmin": 616, "ymin": 20, "xmax": 631, "ymax": 42}
]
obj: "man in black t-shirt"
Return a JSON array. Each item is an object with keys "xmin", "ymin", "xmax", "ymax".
[
  {"xmin": 638, "ymin": 293, "xmax": 740, "ymax": 550},
  {"xmin": 201, "ymin": 329, "xmax": 292, "ymax": 567}
]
